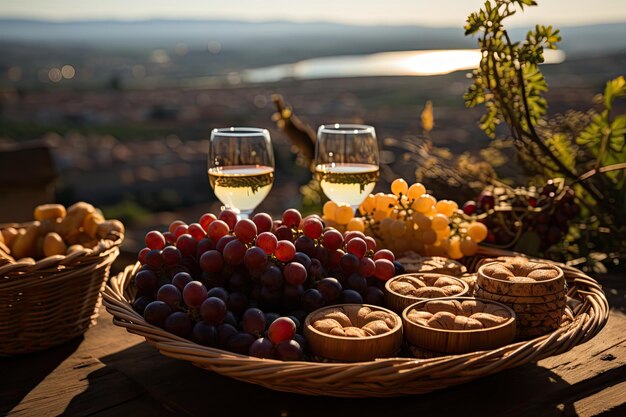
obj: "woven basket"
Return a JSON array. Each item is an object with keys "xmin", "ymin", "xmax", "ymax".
[
  {"xmin": 0, "ymin": 224, "xmax": 122, "ymax": 356},
  {"xmin": 102, "ymin": 247, "xmax": 608, "ymax": 397}
]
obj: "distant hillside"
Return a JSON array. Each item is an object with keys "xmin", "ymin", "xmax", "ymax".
[{"xmin": 0, "ymin": 19, "xmax": 624, "ymax": 56}]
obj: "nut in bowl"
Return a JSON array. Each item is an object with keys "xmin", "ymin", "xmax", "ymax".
[
  {"xmin": 403, "ymin": 297, "xmax": 516, "ymax": 355},
  {"xmin": 384, "ymin": 273, "xmax": 469, "ymax": 314},
  {"xmin": 304, "ymin": 304, "xmax": 403, "ymax": 362}
]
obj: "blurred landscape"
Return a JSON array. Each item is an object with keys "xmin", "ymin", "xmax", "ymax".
[{"xmin": 1, "ymin": 18, "xmax": 625, "ymax": 255}]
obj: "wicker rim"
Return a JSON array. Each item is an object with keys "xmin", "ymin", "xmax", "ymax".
[{"xmin": 103, "ymin": 248, "xmax": 609, "ymax": 397}]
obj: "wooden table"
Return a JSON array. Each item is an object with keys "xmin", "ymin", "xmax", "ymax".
[{"xmin": 2, "ymin": 306, "xmax": 625, "ymax": 417}]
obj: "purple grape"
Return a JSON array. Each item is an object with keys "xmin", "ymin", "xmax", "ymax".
[
  {"xmin": 249, "ymin": 337, "xmax": 274, "ymax": 359},
  {"xmin": 144, "ymin": 249, "xmax": 164, "ymax": 270},
  {"xmin": 275, "ymin": 340, "xmax": 302, "ymax": 361},
  {"xmin": 260, "ymin": 265, "xmax": 283, "ymax": 291},
  {"xmin": 200, "ymin": 297, "xmax": 227, "ymax": 325},
  {"xmin": 312, "ymin": 245, "xmax": 329, "ymax": 266},
  {"xmin": 282, "ymin": 284, "xmax": 304, "ymax": 310},
  {"xmin": 289, "ymin": 310, "xmax": 306, "ymax": 328},
  {"xmin": 264, "ymin": 312, "xmax": 280, "ymax": 329},
  {"xmin": 182, "ymin": 281, "xmax": 208, "ymax": 308},
  {"xmin": 241, "ymin": 308, "xmax": 266, "ymax": 336},
  {"xmin": 347, "ymin": 273, "xmax": 367, "ymax": 294},
  {"xmin": 294, "ymin": 235, "xmax": 316, "ymax": 256},
  {"xmin": 274, "ymin": 226, "xmax": 293, "ymax": 242},
  {"xmin": 301, "ymin": 288, "xmax": 325, "ymax": 312},
  {"xmin": 364, "ymin": 286, "xmax": 385, "ymax": 305},
  {"xmin": 293, "ymin": 334, "xmax": 306, "ymax": 350},
  {"xmin": 207, "ymin": 286, "xmax": 229, "ymax": 302},
  {"xmin": 340, "ymin": 253, "xmax": 360, "ymax": 274},
  {"xmin": 227, "ymin": 292, "xmax": 248, "ymax": 316},
  {"xmin": 176, "ymin": 234, "xmax": 197, "ymax": 258},
  {"xmin": 259, "ymin": 287, "xmax": 282, "ymax": 310},
  {"xmin": 134, "ymin": 270, "xmax": 158, "ymax": 293},
  {"xmin": 157, "ymin": 284, "xmax": 182, "ymax": 309},
  {"xmin": 132, "ymin": 296, "xmax": 152, "ymax": 315},
  {"xmin": 244, "ymin": 246, "xmax": 269, "ymax": 275},
  {"xmin": 223, "ymin": 239, "xmax": 247, "ymax": 265},
  {"xmin": 228, "ymin": 270, "xmax": 250, "ymax": 293},
  {"xmin": 393, "ymin": 261, "xmax": 405, "ymax": 276},
  {"xmin": 227, "ymin": 332, "xmax": 256, "ymax": 355},
  {"xmin": 162, "ymin": 246, "xmax": 182, "ymax": 266},
  {"xmin": 167, "ymin": 265, "xmax": 190, "ymax": 280},
  {"xmin": 164, "ymin": 311, "xmax": 192, "ymax": 336},
  {"xmin": 143, "ymin": 301, "xmax": 171, "ymax": 327},
  {"xmin": 192, "ymin": 321, "xmax": 217, "ymax": 347},
  {"xmin": 284, "ymin": 262, "xmax": 307, "ymax": 286},
  {"xmin": 223, "ymin": 311, "xmax": 238, "ymax": 327},
  {"xmin": 317, "ymin": 277, "xmax": 342, "ymax": 303},
  {"xmin": 292, "ymin": 252, "xmax": 312, "ymax": 270},
  {"xmin": 216, "ymin": 235, "xmax": 237, "ymax": 253},
  {"xmin": 342, "ymin": 289, "xmax": 363, "ymax": 304},
  {"xmin": 217, "ymin": 323, "xmax": 238, "ymax": 349},
  {"xmin": 200, "ymin": 271, "xmax": 225, "ymax": 288},
  {"xmin": 286, "ymin": 315, "xmax": 301, "ymax": 332},
  {"xmin": 199, "ymin": 250, "xmax": 223, "ymax": 273},
  {"xmin": 308, "ymin": 258, "xmax": 326, "ymax": 281},
  {"xmin": 196, "ymin": 237, "xmax": 215, "ymax": 258}
]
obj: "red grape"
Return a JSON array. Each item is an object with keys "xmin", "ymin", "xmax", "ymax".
[
  {"xmin": 168, "ymin": 220, "xmax": 186, "ymax": 234},
  {"xmin": 218, "ymin": 209, "xmax": 238, "ymax": 229},
  {"xmin": 346, "ymin": 237, "xmax": 367, "ymax": 258},
  {"xmin": 256, "ymin": 232, "xmax": 278, "ymax": 254},
  {"xmin": 162, "ymin": 246, "xmax": 182, "ymax": 266},
  {"xmin": 182, "ymin": 281, "xmax": 208, "ymax": 308},
  {"xmin": 275, "ymin": 340, "xmax": 302, "ymax": 361},
  {"xmin": 242, "ymin": 307, "xmax": 267, "ymax": 336},
  {"xmin": 145, "ymin": 230, "xmax": 166, "ymax": 250},
  {"xmin": 199, "ymin": 250, "xmax": 223, "ymax": 273},
  {"xmin": 301, "ymin": 217, "xmax": 324, "ymax": 239},
  {"xmin": 192, "ymin": 322, "xmax": 217, "ymax": 346},
  {"xmin": 200, "ymin": 297, "xmax": 227, "ymax": 325},
  {"xmin": 199, "ymin": 213, "xmax": 217, "ymax": 231},
  {"xmin": 163, "ymin": 231, "xmax": 175, "ymax": 244},
  {"xmin": 223, "ymin": 239, "xmax": 246, "ymax": 265},
  {"xmin": 275, "ymin": 240, "xmax": 296, "ymax": 262},
  {"xmin": 145, "ymin": 249, "xmax": 164, "ymax": 270},
  {"xmin": 374, "ymin": 259, "xmax": 395, "ymax": 281},
  {"xmin": 157, "ymin": 284, "xmax": 182, "ymax": 309},
  {"xmin": 187, "ymin": 223, "xmax": 206, "ymax": 240},
  {"xmin": 176, "ymin": 234, "xmax": 197, "ymax": 258},
  {"xmin": 282, "ymin": 208, "xmax": 302, "ymax": 228},
  {"xmin": 284, "ymin": 262, "xmax": 307, "ymax": 286},
  {"xmin": 143, "ymin": 301, "xmax": 171, "ymax": 327},
  {"xmin": 268, "ymin": 317, "xmax": 296, "ymax": 344},
  {"xmin": 234, "ymin": 218, "xmax": 257, "ymax": 243},
  {"xmin": 321, "ymin": 229, "xmax": 344, "ymax": 251},
  {"xmin": 171, "ymin": 272, "xmax": 192, "ymax": 291},
  {"xmin": 164, "ymin": 311, "xmax": 192, "ymax": 337},
  {"xmin": 344, "ymin": 231, "xmax": 366, "ymax": 243},
  {"xmin": 244, "ymin": 246, "xmax": 269, "ymax": 272},
  {"xmin": 358, "ymin": 257, "xmax": 376, "ymax": 277},
  {"xmin": 364, "ymin": 236, "xmax": 377, "ymax": 252},
  {"xmin": 173, "ymin": 224, "xmax": 189, "ymax": 239},
  {"xmin": 463, "ymin": 200, "xmax": 477, "ymax": 215},
  {"xmin": 138, "ymin": 247, "xmax": 150, "ymax": 264},
  {"xmin": 208, "ymin": 220, "xmax": 230, "ymax": 241},
  {"xmin": 249, "ymin": 337, "xmax": 274, "ymax": 359},
  {"xmin": 252, "ymin": 213, "xmax": 273, "ymax": 233},
  {"xmin": 373, "ymin": 249, "xmax": 395, "ymax": 262},
  {"xmin": 328, "ymin": 249, "xmax": 345, "ymax": 267}
]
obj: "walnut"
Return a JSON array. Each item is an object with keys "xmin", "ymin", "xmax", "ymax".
[
  {"xmin": 424, "ymin": 300, "xmax": 462, "ymax": 315},
  {"xmin": 413, "ymin": 287, "xmax": 448, "ymax": 298},
  {"xmin": 470, "ymin": 312, "xmax": 508, "ymax": 327},
  {"xmin": 427, "ymin": 311, "xmax": 457, "ymax": 330}
]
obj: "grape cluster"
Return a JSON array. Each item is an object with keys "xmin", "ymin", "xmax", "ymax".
[
  {"xmin": 460, "ymin": 180, "xmax": 580, "ymax": 250},
  {"xmin": 322, "ymin": 179, "xmax": 488, "ymax": 259},
  {"xmin": 133, "ymin": 208, "xmax": 402, "ymax": 360}
]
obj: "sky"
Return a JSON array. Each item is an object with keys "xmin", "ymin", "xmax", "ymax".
[{"xmin": 0, "ymin": 0, "xmax": 625, "ymax": 27}]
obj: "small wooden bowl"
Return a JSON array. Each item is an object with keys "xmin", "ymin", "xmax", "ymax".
[
  {"xmin": 304, "ymin": 304, "xmax": 403, "ymax": 362},
  {"xmin": 477, "ymin": 262, "xmax": 565, "ymax": 297},
  {"xmin": 403, "ymin": 297, "xmax": 516, "ymax": 355},
  {"xmin": 384, "ymin": 273, "xmax": 469, "ymax": 314}
]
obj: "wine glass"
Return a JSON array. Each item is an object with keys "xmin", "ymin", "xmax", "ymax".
[
  {"xmin": 314, "ymin": 124, "xmax": 380, "ymax": 210},
  {"xmin": 208, "ymin": 127, "xmax": 275, "ymax": 218}
]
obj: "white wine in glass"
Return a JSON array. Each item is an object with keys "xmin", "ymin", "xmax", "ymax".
[
  {"xmin": 208, "ymin": 127, "xmax": 275, "ymax": 218},
  {"xmin": 314, "ymin": 124, "xmax": 380, "ymax": 209}
]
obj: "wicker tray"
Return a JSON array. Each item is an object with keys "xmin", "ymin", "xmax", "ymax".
[
  {"xmin": 102, "ymin": 248, "xmax": 608, "ymax": 397},
  {"xmin": 0, "ymin": 225, "xmax": 122, "ymax": 356}
]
